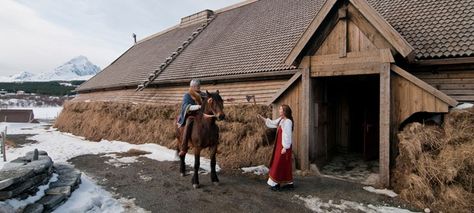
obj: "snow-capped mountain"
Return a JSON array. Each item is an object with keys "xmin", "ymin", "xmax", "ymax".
[
  {"xmin": 10, "ymin": 71, "xmax": 36, "ymax": 81},
  {"xmin": 0, "ymin": 56, "xmax": 101, "ymax": 82}
]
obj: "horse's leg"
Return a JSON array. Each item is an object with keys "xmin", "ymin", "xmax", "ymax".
[
  {"xmin": 192, "ymin": 147, "xmax": 201, "ymax": 189},
  {"xmin": 210, "ymin": 144, "xmax": 219, "ymax": 185},
  {"xmin": 179, "ymin": 153, "xmax": 186, "ymax": 177}
]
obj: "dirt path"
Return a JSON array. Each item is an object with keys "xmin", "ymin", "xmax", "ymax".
[{"xmin": 69, "ymin": 153, "xmax": 416, "ymax": 213}]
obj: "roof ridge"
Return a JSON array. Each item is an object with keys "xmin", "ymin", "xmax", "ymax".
[
  {"xmin": 215, "ymin": 0, "xmax": 259, "ymax": 14},
  {"xmin": 135, "ymin": 0, "xmax": 258, "ymax": 46},
  {"xmin": 136, "ymin": 14, "xmax": 218, "ymax": 91}
]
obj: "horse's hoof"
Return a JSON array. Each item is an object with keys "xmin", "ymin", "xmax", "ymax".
[
  {"xmin": 180, "ymin": 173, "xmax": 186, "ymax": 177},
  {"xmin": 213, "ymin": 182, "xmax": 220, "ymax": 186},
  {"xmin": 193, "ymin": 184, "xmax": 199, "ymax": 189}
]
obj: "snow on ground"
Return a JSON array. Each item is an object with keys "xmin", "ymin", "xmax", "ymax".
[
  {"xmin": 0, "ymin": 122, "xmax": 51, "ymax": 134},
  {"xmin": 241, "ymin": 165, "xmax": 269, "ymax": 175},
  {"xmin": 363, "ymin": 186, "xmax": 398, "ymax": 198},
  {"xmin": 454, "ymin": 103, "xmax": 473, "ymax": 110},
  {"xmin": 55, "ymin": 175, "xmax": 148, "ymax": 213},
  {"xmin": 103, "ymin": 154, "xmax": 140, "ymax": 168},
  {"xmin": 1, "ymin": 174, "xmax": 58, "ymax": 209},
  {"xmin": 31, "ymin": 107, "xmax": 62, "ymax": 119},
  {"xmin": 321, "ymin": 154, "xmax": 379, "ymax": 184},
  {"xmin": 0, "ymin": 123, "xmax": 219, "ymax": 172},
  {"xmin": 294, "ymin": 195, "xmax": 414, "ymax": 213},
  {"xmin": 0, "ymin": 121, "xmax": 220, "ymax": 212},
  {"xmin": 5, "ymin": 107, "xmax": 63, "ymax": 120}
]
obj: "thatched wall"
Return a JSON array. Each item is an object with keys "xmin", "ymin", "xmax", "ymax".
[
  {"xmin": 393, "ymin": 107, "xmax": 474, "ymax": 212},
  {"xmin": 54, "ymin": 101, "xmax": 276, "ymax": 169}
]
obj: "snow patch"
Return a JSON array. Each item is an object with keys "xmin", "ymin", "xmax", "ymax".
[
  {"xmin": 54, "ymin": 174, "xmax": 148, "ymax": 213},
  {"xmin": 363, "ymin": 186, "xmax": 398, "ymax": 198},
  {"xmin": 295, "ymin": 195, "xmax": 414, "ymax": 213},
  {"xmin": 455, "ymin": 103, "xmax": 473, "ymax": 110},
  {"xmin": 241, "ymin": 165, "xmax": 269, "ymax": 175},
  {"xmin": 0, "ymin": 123, "xmax": 219, "ymax": 173},
  {"xmin": 103, "ymin": 154, "xmax": 139, "ymax": 168}
]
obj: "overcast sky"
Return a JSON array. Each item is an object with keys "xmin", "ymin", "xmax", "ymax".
[{"xmin": 0, "ymin": 0, "xmax": 242, "ymax": 76}]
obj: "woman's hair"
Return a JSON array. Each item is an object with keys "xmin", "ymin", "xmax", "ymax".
[{"xmin": 281, "ymin": 104, "xmax": 294, "ymax": 131}]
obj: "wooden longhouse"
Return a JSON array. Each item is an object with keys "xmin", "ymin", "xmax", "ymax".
[{"xmin": 73, "ymin": 0, "xmax": 474, "ymax": 186}]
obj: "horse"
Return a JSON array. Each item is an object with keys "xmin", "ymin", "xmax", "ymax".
[{"xmin": 176, "ymin": 90, "xmax": 225, "ymax": 189}]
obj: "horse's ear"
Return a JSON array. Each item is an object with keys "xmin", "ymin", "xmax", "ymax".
[
  {"xmin": 216, "ymin": 90, "xmax": 219, "ymax": 95},
  {"xmin": 206, "ymin": 90, "xmax": 211, "ymax": 96}
]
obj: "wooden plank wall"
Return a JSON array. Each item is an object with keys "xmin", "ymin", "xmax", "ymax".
[
  {"xmin": 272, "ymin": 80, "xmax": 302, "ymax": 165},
  {"xmin": 314, "ymin": 13, "xmax": 387, "ymax": 56},
  {"xmin": 74, "ymin": 79, "xmax": 288, "ymax": 105},
  {"xmin": 391, "ymin": 74, "xmax": 450, "ymax": 126},
  {"xmin": 414, "ymin": 70, "xmax": 474, "ymax": 103}
]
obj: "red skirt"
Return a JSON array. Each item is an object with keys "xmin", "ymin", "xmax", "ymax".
[{"xmin": 268, "ymin": 126, "xmax": 293, "ymax": 184}]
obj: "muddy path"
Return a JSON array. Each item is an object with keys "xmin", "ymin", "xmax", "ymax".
[{"xmin": 69, "ymin": 153, "xmax": 415, "ymax": 213}]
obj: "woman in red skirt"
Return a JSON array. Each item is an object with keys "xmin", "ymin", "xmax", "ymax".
[{"xmin": 258, "ymin": 104, "xmax": 294, "ymax": 191}]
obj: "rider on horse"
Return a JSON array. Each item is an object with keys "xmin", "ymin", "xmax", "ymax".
[{"xmin": 177, "ymin": 79, "xmax": 206, "ymax": 157}]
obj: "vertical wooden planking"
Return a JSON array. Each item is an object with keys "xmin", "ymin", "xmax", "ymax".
[
  {"xmin": 347, "ymin": 20, "xmax": 360, "ymax": 52},
  {"xmin": 422, "ymin": 90, "xmax": 436, "ymax": 112}
]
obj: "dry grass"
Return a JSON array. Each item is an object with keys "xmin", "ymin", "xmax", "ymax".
[
  {"xmin": 54, "ymin": 101, "xmax": 275, "ymax": 169},
  {"xmin": 393, "ymin": 107, "xmax": 474, "ymax": 212}
]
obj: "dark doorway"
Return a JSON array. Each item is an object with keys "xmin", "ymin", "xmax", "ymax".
[{"xmin": 312, "ymin": 75, "xmax": 380, "ymax": 183}]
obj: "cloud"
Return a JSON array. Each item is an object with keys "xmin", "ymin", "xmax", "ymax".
[{"xmin": 0, "ymin": 0, "xmax": 242, "ymax": 76}]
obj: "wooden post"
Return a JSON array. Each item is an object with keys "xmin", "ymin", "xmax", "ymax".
[
  {"xmin": 300, "ymin": 68, "xmax": 311, "ymax": 171},
  {"xmin": 379, "ymin": 63, "xmax": 390, "ymax": 186},
  {"xmin": 2, "ymin": 126, "xmax": 6, "ymax": 162}
]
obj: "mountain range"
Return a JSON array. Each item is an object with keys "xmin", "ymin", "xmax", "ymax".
[{"xmin": 0, "ymin": 56, "xmax": 101, "ymax": 82}]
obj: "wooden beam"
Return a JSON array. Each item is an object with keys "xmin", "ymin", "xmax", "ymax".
[
  {"xmin": 390, "ymin": 65, "xmax": 458, "ymax": 106},
  {"xmin": 349, "ymin": 0, "xmax": 414, "ymax": 58},
  {"xmin": 413, "ymin": 57, "xmax": 474, "ymax": 66},
  {"xmin": 311, "ymin": 49, "xmax": 394, "ymax": 64},
  {"xmin": 285, "ymin": 0, "xmax": 338, "ymax": 65},
  {"xmin": 300, "ymin": 68, "xmax": 311, "ymax": 171},
  {"xmin": 379, "ymin": 64, "xmax": 390, "ymax": 187},
  {"xmin": 310, "ymin": 49, "xmax": 394, "ymax": 77},
  {"xmin": 266, "ymin": 72, "xmax": 302, "ymax": 105},
  {"xmin": 338, "ymin": 6, "xmax": 348, "ymax": 58},
  {"xmin": 311, "ymin": 62, "xmax": 384, "ymax": 77}
]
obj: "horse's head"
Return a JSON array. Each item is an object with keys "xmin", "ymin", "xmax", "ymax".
[{"xmin": 205, "ymin": 90, "xmax": 225, "ymax": 121}]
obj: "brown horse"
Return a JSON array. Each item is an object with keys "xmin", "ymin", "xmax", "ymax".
[{"xmin": 176, "ymin": 90, "xmax": 225, "ymax": 188}]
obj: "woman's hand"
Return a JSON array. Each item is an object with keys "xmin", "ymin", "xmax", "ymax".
[
  {"xmin": 281, "ymin": 148, "xmax": 286, "ymax": 155},
  {"xmin": 257, "ymin": 114, "xmax": 265, "ymax": 121}
]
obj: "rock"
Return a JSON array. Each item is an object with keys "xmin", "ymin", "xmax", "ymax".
[
  {"xmin": 0, "ymin": 202, "xmax": 15, "ymax": 213},
  {"xmin": 0, "ymin": 168, "xmax": 35, "ymax": 191},
  {"xmin": 0, "ymin": 173, "xmax": 49, "ymax": 200},
  {"xmin": 49, "ymin": 177, "xmax": 80, "ymax": 190},
  {"xmin": 33, "ymin": 149, "xmax": 39, "ymax": 161},
  {"xmin": 23, "ymin": 203, "xmax": 44, "ymax": 213},
  {"xmin": 25, "ymin": 150, "xmax": 48, "ymax": 158},
  {"xmin": 53, "ymin": 163, "xmax": 76, "ymax": 174},
  {"xmin": 37, "ymin": 194, "xmax": 67, "ymax": 211},
  {"xmin": 2, "ymin": 156, "xmax": 53, "ymax": 175},
  {"xmin": 46, "ymin": 186, "xmax": 71, "ymax": 197}
]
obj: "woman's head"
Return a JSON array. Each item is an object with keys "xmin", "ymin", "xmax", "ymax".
[
  {"xmin": 279, "ymin": 104, "xmax": 292, "ymax": 118},
  {"xmin": 279, "ymin": 104, "xmax": 294, "ymax": 131}
]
